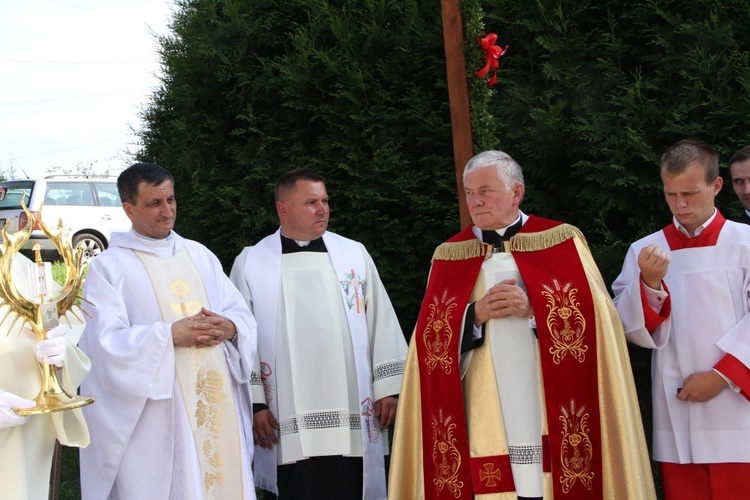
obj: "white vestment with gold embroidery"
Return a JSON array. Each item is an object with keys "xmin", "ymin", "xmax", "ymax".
[{"xmin": 79, "ymin": 229, "xmax": 257, "ymax": 499}]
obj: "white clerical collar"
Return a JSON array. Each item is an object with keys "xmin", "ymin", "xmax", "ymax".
[
  {"xmin": 280, "ymin": 230, "xmax": 311, "ymax": 247},
  {"xmin": 133, "ymin": 229, "xmax": 175, "ymax": 257},
  {"xmin": 470, "ymin": 212, "xmax": 527, "ymax": 240},
  {"xmin": 673, "ymin": 208, "xmax": 717, "ymax": 237},
  {"xmin": 495, "ymin": 212, "xmax": 525, "ymax": 236}
]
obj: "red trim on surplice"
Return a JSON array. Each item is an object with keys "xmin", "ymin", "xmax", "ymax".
[
  {"xmin": 512, "ymin": 216, "xmax": 604, "ymax": 499},
  {"xmin": 413, "ymin": 226, "xmax": 484, "ymax": 498},
  {"xmin": 639, "ymin": 279, "xmax": 671, "ymax": 332},
  {"xmin": 715, "ymin": 354, "xmax": 750, "ymax": 402},
  {"xmin": 662, "ymin": 211, "xmax": 726, "ymax": 250}
]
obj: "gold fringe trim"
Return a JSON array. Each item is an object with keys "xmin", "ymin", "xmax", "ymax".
[
  {"xmin": 507, "ymin": 224, "xmax": 589, "ymax": 253},
  {"xmin": 432, "ymin": 225, "xmax": 588, "ymax": 261},
  {"xmin": 432, "ymin": 239, "xmax": 492, "ymax": 261}
]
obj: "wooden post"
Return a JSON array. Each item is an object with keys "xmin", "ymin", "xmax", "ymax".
[
  {"xmin": 48, "ymin": 440, "xmax": 62, "ymax": 500},
  {"xmin": 441, "ymin": 0, "xmax": 473, "ymax": 229}
]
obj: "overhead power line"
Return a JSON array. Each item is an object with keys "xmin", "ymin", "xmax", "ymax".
[{"xmin": 0, "ymin": 58, "xmax": 152, "ymax": 65}]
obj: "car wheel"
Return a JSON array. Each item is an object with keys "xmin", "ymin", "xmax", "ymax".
[{"xmin": 72, "ymin": 233, "xmax": 105, "ymax": 260}]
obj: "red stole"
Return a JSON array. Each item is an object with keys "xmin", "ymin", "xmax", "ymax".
[
  {"xmin": 413, "ymin": 216, "xmax": 604, "ymax": 498},
  {"xmin": 413, "ymin": 229, "xmax": 486, "ymax": 498},
  {"xmin": 512, "ymin": 216, "xmax": 603, "ymax": 499}
]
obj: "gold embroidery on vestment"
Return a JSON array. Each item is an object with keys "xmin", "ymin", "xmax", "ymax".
[
  {"xmin": 169, "ymin": 299, "xmax": 201, "ymax": 316},
  {"xmin": 479, "ymin": 462, "xmax": 502, "ymax": 487},
  {"xmin": 422, "ymin": 290, "xmax": 457, "ymax": 375},
  {"xmin": 168, "ymin": 279, "xmax": 202, "ymax": 316},
  {"xmin": 559, "ymin": 400, "xmax": 594, "ymax": 493},
  {"xmin": 170, "ymin": 279, "xmax": 190, "ymax": 297},
  {"xmin": 195, "ymin": 366, "xmax": 227, "ymax": 490},
  {"xmin": 431, "ymin": 409, "xmax": 464, "ymax": 498},
  {"xmin": 136, "ymin": 249, "xmax": 243, "ymax": 497},
  {"xmin": 542, "ymin": 278, "xmax": 588, "ymax": 364}
]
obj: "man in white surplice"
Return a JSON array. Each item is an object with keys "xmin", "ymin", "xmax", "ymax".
[
  {"xmin": 78, "ymin": 163, "xmax": 258, "ymax": 499},
  {"xmin": 613, "ymin": 140, "xmax": 750, "ymax": 498},
  {"xmin": 230, "ymin": 168, "xmax": 407, "ymax": 500}
]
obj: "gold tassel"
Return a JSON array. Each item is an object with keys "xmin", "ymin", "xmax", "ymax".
[
  {"xmin": 432, "ymin": 224, "xmax": 588, "ymax": 261},
  {"xmin": 432, "ymin": 239, "xmax": 492, "ymax": 261},
  {"xmin": 507, "ymin": 224, "xmax": 589, "ymax": 253}
]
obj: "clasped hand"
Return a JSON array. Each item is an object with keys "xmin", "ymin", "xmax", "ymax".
[
  {"xmin": 474, "ymin": 278, "xmax": 533, "ymax": 326},
  {"xmin": 172, "ymin": 307, "xmax": 236, "ymax": 348},
  {"xmin": 637, "ymin": 244, "xmax": 670, "ymax": 290}
]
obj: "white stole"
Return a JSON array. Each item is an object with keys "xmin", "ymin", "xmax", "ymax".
[
  {"xmin": 136, "ymin": 248, "xmax": 244, "ymax": 499},
  {"xmin": 245, "ymin": 229, "xmax": 386, "ymax": 500},
  {"xmin": 484, "ymin": 252, "xmax": 544, "ymax": 497}
]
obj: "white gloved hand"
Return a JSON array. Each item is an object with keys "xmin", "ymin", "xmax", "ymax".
[
  {"xmin": 31, "ymin": 324, "xmax": 68, "ymax": 368},
  {"xmin": 0, "ymin": 391, "xmax": 34, "ymax": 430}
]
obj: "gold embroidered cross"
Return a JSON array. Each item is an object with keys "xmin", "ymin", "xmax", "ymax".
[{"xmin": 479, "ymin": 463, "xmax": 501, "ymax": 487}]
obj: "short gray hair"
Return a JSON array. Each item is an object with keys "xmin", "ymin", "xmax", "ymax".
[{"xmin": 463, "ymin": 150, "xmax": 525, "ymax": 189}]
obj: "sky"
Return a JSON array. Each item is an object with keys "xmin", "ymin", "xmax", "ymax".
[{"xmin": 0, "ymin": 0, "xmax": 175, "ymax": 180}]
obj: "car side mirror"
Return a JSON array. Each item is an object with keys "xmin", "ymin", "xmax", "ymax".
[{"xmin": 0, "ymin": 187, "xmax": 6, "ymax": 202}]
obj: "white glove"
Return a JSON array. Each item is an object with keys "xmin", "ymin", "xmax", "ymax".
[
  {"xmin": 31, "ymin": 324, "xmax": 68, "ymax": 368},
  {"xmin": 0, "ymin": 391, "xmax": 34, "ymax": 429}
]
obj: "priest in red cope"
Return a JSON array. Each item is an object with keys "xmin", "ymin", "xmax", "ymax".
[
  {"xmin": 613, "ymin": 139, "xmax": 750, "ymax": 500},
  {"xmin": 390, "ymin": 150, "xmax": 654, "ymax": 499}
]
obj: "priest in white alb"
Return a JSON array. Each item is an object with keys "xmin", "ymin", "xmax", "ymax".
[
  {"xmin": 230, "ymin": 168, "xmax": 408, "ymax": 500},
  {"xmin": 78, "ymin": 163, "xmax": 258, "ymax": 499}
]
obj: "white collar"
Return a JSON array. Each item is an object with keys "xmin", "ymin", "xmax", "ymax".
[{"xmin": 673, "ymin": 208, "xmax": 717, "ymax": 237}]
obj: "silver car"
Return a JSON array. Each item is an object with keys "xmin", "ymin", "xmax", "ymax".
[{"xmin": 0, "ymin": 176, "xmax": 132, "ymax": 260}]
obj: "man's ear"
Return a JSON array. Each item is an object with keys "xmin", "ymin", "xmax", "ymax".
[
  {"xmin": 122, "ymin": 202, "xmax": 135, "ymax": 221},
  {"xmin": 276, "ymin": 200, "xmax": 286, "ymax": 219},
  {"xmin": 712, "ymin": 176, "xmax": 724, "ymax": 196}
]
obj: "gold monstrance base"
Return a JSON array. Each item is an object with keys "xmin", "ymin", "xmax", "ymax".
[{"xmin": 15, "ymin": 361, "xmax": 95, "ymax": 416}]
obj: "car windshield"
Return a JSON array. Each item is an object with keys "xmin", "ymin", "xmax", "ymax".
[{"xmin": 0, "ymin": 182, "xmax": 34, "ymax": 209}]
